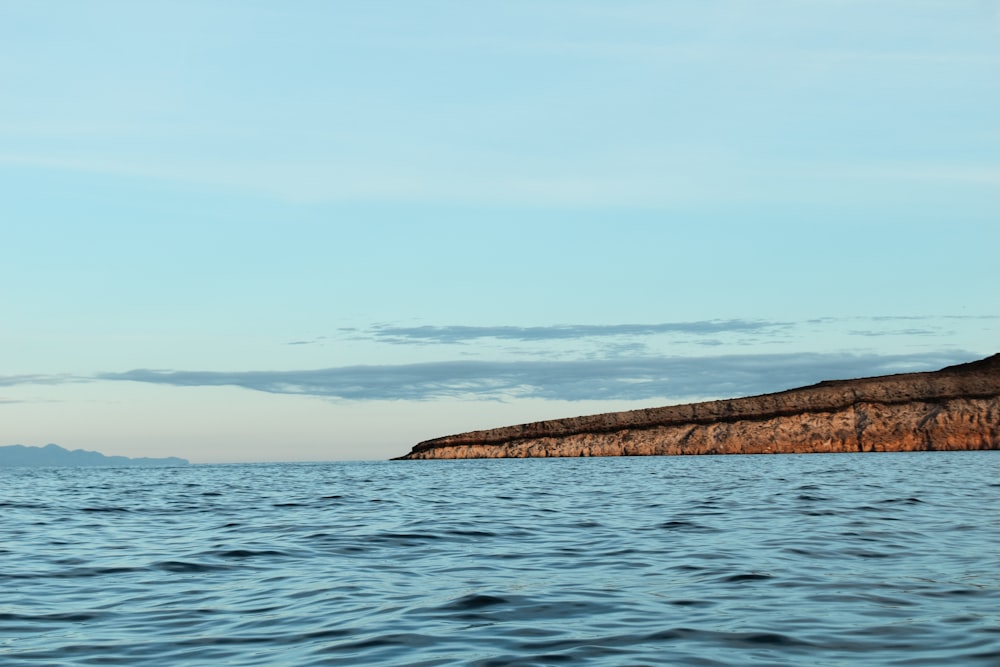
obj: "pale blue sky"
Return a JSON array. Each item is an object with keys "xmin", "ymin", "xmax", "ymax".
[{"xmin": 3, "ymin": 1, "xmax": 998, "ymax": 462}]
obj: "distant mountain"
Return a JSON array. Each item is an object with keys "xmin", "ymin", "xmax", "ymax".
[{"xmin": 0, "ymin": 444, "xmax": 189, "ymax": 467}]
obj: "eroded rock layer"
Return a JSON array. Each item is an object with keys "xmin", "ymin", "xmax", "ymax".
[{"xmin": 395, "ymin": 354, "xmax": 1000, "ymax": 459}]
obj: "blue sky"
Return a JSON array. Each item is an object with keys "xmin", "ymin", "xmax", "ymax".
[{"xmin": 3, "ymin": 1, "xmax": 998, "ymax": 462}]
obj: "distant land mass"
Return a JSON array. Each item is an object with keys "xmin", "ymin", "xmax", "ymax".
[
  {"xmin": 0, "ymin": 444, "xmax": 189, "ymax": 468},
  {"xmin": 395, "ymin": 354, "xmax": 1000, "ymax": 460}
]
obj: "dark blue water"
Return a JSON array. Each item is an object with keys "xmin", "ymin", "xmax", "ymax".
[{"xmin": 2, "ymin": 452, "xmax": 999, "ymax": 666}]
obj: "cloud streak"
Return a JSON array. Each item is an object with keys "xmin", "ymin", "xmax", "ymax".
[
  {"xmin": 97, "ymin": 351, "xmax": 974, "ymax": 402},
  {"xmin": 368, "ymin": 319, "xmax": 788, "ymax": 345},
  {"xmin": 0, "ymin": 374, "xmax": 80, "ymax": 387}
]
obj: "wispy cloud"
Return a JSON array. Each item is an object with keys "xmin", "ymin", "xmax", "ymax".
[
  {"xmin": 367, "ymin": 319, "xmax": 788, "ymax": 345},
  {"xmin": 286, "ymin": 336, "xmax": 326, "ymax": 346},
  {"xmin": 0, "ymin": 374, "xmax": 80, "ymax": 387},
  {"xmin": 354, "ymin": 315, "xmax": 997, "ymax": 348},
  {"xmin": 848, "ymin": 329, "xmax": 938, "ymax": 337},
  {"xmin": 97, "ymin": 351, "xmax": 973, "ymax": 403}
]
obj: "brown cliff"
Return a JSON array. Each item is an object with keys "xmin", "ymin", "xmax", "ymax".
[{"xmin": 394, "ymin": 354, "xmax": 1000, "ymax": 459}]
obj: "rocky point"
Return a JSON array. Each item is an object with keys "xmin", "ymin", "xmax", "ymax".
[{"xmin": 395, "ymin": 354, "xmax": 1000, "ymax": 459}]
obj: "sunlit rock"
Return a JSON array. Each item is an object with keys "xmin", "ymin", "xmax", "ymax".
[{"xmin": 395, "ymin": 355, "xmax": 1000, "ymax": 459}]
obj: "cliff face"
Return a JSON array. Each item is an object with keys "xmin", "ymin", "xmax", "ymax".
[{"xmin": 395, "ymin": 354, "xmax": 1000, "ymax": 460}]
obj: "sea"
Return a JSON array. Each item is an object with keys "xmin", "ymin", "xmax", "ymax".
[{"xmin": 1, "ymin": 451, "xmax": 998, "ymax": 666}]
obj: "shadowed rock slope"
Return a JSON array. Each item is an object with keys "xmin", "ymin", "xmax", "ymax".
[{"xmin": 395, "ymin": 354, "xmax": 1000, "ymax": 459}]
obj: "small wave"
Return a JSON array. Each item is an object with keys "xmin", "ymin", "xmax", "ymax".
[
  {"xmin": 367, "ymin": 531, "xmax": 443, "ymax": 544},
  {"xmin": 445, "ymin": 528, "xmax": 499, "ymax": 538},
  {"xmin": 668, "ymin": 599, "xmax": 714, "ymax": 607},
  {"xmin": 657, "ymin": 519, "xmax": 717, "ymax": 532},
  {"xmin": 0, "ymin": 565, "xmax": 141, "ymax": 581},
  {"xmin": 0, "ymin": 610, "xmax": 104, "ymax": 623},
  {"xmin": 442, "ymin": 593, "xmax": 509, "ymax": 611},
  {"xmin": 644, "ymin": 627, "xmax": 814, "ymax": 648},
  {"xmin": 205, "ymin": 548, "xmax": 292, "ymax": 559},
  {"xmin": 0, "ymin": 501, "xmax": 50, "ymax": 510},
  {"xmin": 152, "ymin": 560, "xmax": 235, "ymax": 573},
  {"xmin": 720, "ymin": 573, "xmax": 773, "ymax": 583},
  {"xmin": 81, "ymin": 506, "xmax": 131, "ymax": 513}
]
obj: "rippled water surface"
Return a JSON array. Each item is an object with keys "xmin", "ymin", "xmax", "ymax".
[{"xmin": 2, "ymin": 452, "xmax": 999, "ymax": 666}]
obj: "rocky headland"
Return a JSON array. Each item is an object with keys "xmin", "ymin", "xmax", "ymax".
[{"xmin": 395, "ymin": 354, "xmax": 1000, "ymax": 460}]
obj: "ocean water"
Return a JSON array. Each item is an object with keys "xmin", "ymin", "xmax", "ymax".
[{"xmin": 1, "ymin": 452, "xmax": 999, "ymax": 666}]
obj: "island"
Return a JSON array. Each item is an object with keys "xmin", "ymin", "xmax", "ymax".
[
  {"xmin": 0, "ymin": 443, "xmax": 189, "ymax": 467},
  {"xmin": 394, "ymin": 353, "xmax": 1000, "ymax": 460}
]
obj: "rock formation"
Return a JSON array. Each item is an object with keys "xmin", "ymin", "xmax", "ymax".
[{"xmin": 394, "ymin": 354, "xmax": 1000, "ymax": 459}]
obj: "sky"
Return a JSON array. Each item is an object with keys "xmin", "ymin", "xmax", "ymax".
[{"xmin": 2, "ymin": 1, "xmax": 998, "ymax": 463}]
